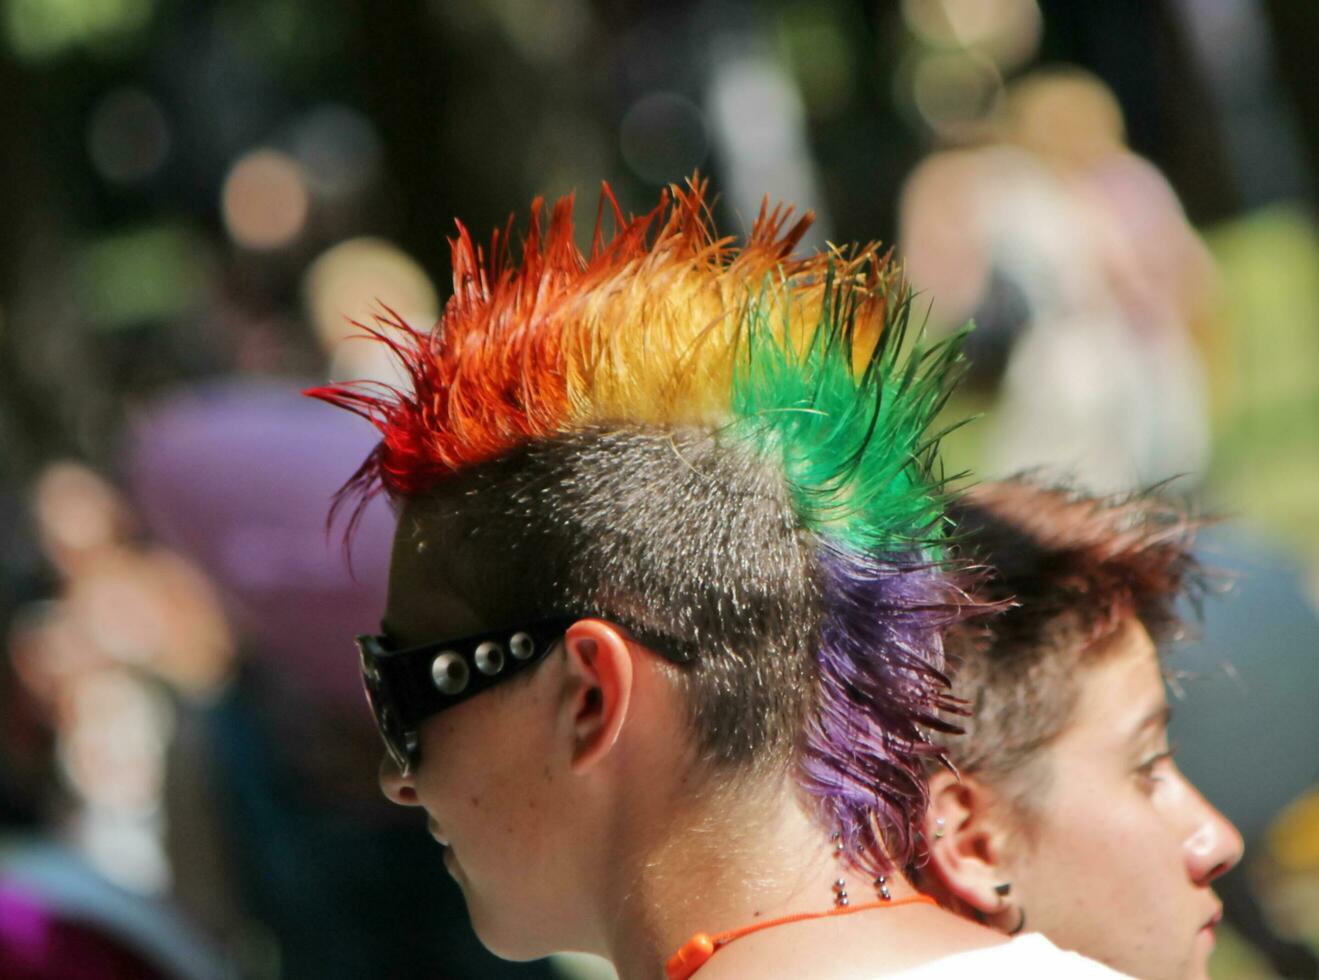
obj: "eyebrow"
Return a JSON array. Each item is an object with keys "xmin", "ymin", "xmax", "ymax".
[{"xmin": 1127, "ymin": 703, "xmax": 1173, "ymax": 742}]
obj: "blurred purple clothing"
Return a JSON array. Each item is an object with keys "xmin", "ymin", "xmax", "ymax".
[
  {"xmin": 0, "ymin": 880, "xmax": 170, "ymax": 980},
  {"xmin": 127, "ymin": 378, "xmax": 394, "ymax": 718}
]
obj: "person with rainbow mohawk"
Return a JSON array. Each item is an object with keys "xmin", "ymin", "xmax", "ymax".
[{"xmin": 309, "ymin": 180, "xmax": 1127, "ymax": 979}]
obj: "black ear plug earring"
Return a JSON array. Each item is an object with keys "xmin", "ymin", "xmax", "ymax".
[{"xmin": 993, "ymin": 883, "xmax": 1026, "ymax": 935}]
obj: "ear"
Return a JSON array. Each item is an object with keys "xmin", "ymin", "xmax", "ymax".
[
  {"xmin": 922, "ymin": 769, "xmax": 1016, "ymax": 918},
  {"xmin": 561, "ymin": 619, "xmax": 635, "ymax": 775}
]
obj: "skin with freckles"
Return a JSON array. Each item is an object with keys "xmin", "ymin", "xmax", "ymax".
[
  {"xmin": 376, "ymin": 493, "xmax": 599, "ymax": 959},
  {"xmin": 379, "ymin": 644, "xmax": 586, "ymax": 959},
  {"xmin": 923, "ymin": 621, "xmax": 1243, "ymax": 980}
]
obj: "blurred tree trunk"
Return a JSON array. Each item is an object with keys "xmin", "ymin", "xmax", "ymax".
[
  {"xmin": 348, "ymin": 0, "xmax": 455, "ymax": 285},
  {"xmin": 0, "ymin": 50, "xmax": 74, "ymax": 482}
]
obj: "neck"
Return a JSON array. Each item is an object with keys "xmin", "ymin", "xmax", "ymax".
[{"xmin": 593, "ymin": 771, "xmax": 921, "ymax": 980}]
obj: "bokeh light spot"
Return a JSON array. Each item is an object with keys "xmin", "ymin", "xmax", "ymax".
[
  {"xmin": 776, "ymin": 0, "xmax": 857, "ymax": 120},
  {"xmin": 484, "ymin": 0, "xmax": 590, "ymax": 65},
  {"xmin": 909, "ymin": 50, "xmax": 1003, "ymax": 139},
  {"xmin": 3, "ymin": 0, "xmax": 154, "ymax": 61},
  {"xmin": 291, "ymin": 103, "xmax": 382, "ymax": 199},
  {"xmin": 620, "ymin": 92, "xmax": 709, "ymax": 186},
  {"xmin": 221, "ymin": 148, "xmax": 310, "ymax": 251},
  {"xmin": 73, "ymin": 225, "xmax": 214, "ymax": 330},
  {"xmin": 87, "ymin": 87, "xmax": 170, "ymax": 184},
  {"xmin": 302, "ymin": 237, "xmax": 437, "ymax": 385},
  {"xmin": 902, "ymin": 0, "xmax": 1042, "ymax": 71}
]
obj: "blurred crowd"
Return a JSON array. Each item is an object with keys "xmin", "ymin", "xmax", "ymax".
[{"xmin": 1, "ymin": 1, "xmax": 1316, "ymax": 978}]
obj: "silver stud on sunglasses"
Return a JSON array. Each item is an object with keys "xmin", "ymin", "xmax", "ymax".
[
  {"xmin": 431, "ymin": 651, "xmax": 470, "ymax": 694},
  {"xmin": 509, "ymin": 631, "xmax": 535, "ymax": 660},
  {"xmin": 474, "ymin": 641, "xmax": 505, "ymax": 676}
]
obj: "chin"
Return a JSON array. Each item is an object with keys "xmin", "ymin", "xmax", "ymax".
[
  {"xmin": 1120, "ymin": 953, "xmax": 1195, "ymax": 980},
  {"xmin": 469, "ymin": 909, "xmax": 557, "ymax": 962},
  {"xmin": 1183, "ymin": 954, "xmax": 1213, "ymax": 980}
]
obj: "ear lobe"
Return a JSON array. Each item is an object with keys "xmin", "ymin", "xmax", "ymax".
[
  {"xmin": 562, "ymin": 619, "xmax": 634, "ymax": 775},
  {"xmin": 922, "ymin": 770, "xmax": 1013, "ymax": 917}
]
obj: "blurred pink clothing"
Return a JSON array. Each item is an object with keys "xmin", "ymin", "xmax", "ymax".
[{"xmin": 0, "ymin": 879, "xmax": 171, "ymax": 980}]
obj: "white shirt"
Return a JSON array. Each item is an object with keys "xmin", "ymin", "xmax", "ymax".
[{"xmin": 887, "ymin": 933, "xmax": 1133, "ymax": 978}]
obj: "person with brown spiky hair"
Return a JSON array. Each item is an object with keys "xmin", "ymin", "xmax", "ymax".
[{"xmin": 918, "ymin": 477, "xmax": 1243, "ymax": 980}]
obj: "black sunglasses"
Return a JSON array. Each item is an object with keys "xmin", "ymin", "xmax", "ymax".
[{"xmin": 355, "ymin": 618, "xmax": 579, "ymax": 777}]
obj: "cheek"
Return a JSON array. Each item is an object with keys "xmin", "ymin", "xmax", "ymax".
[
  {"xmin": 1010, "ymin": 792, "xmax": 1191, "ymax": 977},
  {"xmin": 1087, "ymin": 779, "xmax": 1185, "ymax": 867},
  {"xmin": 419, "ymin": 698, "xmax": 559, "ymax": 839},
  {"xmin": 1016, "ymin": 806, "xmax": 1140, "ymax": 910},
  {"xmin": 467, "ymin": 756, "xmax": 556, "ymax": 836}
]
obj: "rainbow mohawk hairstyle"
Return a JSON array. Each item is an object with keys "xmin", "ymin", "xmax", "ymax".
[
  {"xmin": 310, "ymin": 178, "xmax": 983, "ymax": 876},
  {"xmin": 313, "ymin": 178, "xmax": 822, "ymax": 498}
]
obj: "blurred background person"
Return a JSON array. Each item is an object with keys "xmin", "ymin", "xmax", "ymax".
[
  {"xmin": 0, "ymin": 1, "xmax": 1314, "ymax": 977},
  {"xmin": 900, "ymin": 67, "xmax": 1216, "ymax": 492},
  {"xmin": 1, "ymin": 463, "xmax": 231, "ymax": 979},
  {"xmin": 124, "ymin": 371, "xmax": 560, "ymax": 980}
]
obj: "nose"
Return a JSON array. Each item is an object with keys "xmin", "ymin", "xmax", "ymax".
[
  {"xmin": 379, "ymin": 755, "xmax": 421, "ymax": 807},
  {"xmin": 1183, "ymin": 784, "xmax": 1244, "ymax": 886}
]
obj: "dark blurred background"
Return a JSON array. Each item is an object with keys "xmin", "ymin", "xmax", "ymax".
[{"xmin": 1, "ymin": 1, "xmax": 1316, "ymax": 978}]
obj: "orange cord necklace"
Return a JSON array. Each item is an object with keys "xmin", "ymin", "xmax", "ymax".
[{"xmin": 665, "ymin": 893, "xmax": 938, "ymax": 980}]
